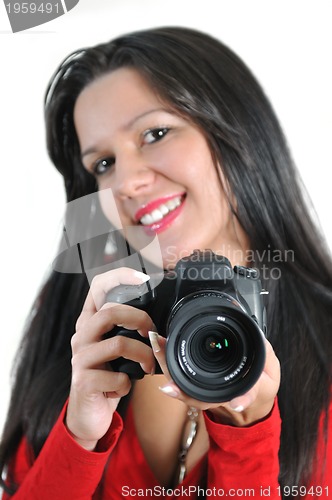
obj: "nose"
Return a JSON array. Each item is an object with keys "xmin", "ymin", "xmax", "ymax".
[{"xmin": 113, "ymin": 149, "xmax": 155, "ymax": 199}]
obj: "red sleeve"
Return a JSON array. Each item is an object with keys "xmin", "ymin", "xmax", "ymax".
[
  {"xmin": 2, "ymin": 403, "xmax": 123, "ymax": 500},
  {"xmin": 203, "ymin": 399, "xmax": 281, "ymax": 498}
]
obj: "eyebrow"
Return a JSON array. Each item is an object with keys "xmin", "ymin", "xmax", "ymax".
[{"xmin": 81, "ymin": 107, "xmax": 169, "ymax": 159}]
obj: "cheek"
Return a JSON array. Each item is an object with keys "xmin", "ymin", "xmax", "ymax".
[
  {"xmin": 148, "ymin": 134, "xmax": 210, "ymax": 177},
  {"xmin": 98, "ymin": 188, "xmax": 123, "ymax": 228},
  {"xmin": 195, "ymin": 160, "xmax": 228, "ymax": 211}
]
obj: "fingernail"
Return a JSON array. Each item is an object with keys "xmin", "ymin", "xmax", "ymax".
[
  {"xmin": 230, "ymin": 404, "xmax": 245, "ymax": 413},
  {"xmin": 229, "ymin": 393, "xmax": 253, "ymax": 412},
  {"xmin": 148, "ymin": 331, "xmax": 161, "ymax": 353},
  {"xmin": 134, "ymin": 271, "xmax": 150, "ymax": 282},
  {"xmin": 159, "ymin": 385, "xmax": 180, "ymax": 398}
]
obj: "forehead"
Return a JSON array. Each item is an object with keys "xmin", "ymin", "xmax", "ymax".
[{"xmin": 74, "ymin": 67, "xmax": 164, "ymax": 129}]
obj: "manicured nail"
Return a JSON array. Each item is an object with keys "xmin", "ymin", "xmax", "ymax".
[
  {"xmin": 230, "ymin": 404, "xmax": 245, "ymax": 413},
  {"xmin": 148, "ymin": 331, "xmax": 161, "ymax": 353},
  {"xmin": 229, "ymin": 393, "xmax": 253, "ymax": 412},
  {"xmin": 134, "ymin": 271, "xmax": 150, "ymax": 282},
  {"xmin": 159, "ymin": 385, "xmax": 180, "ymax": 398}
]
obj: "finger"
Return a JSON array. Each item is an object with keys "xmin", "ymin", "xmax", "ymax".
[
  {"xmin": 148, "ymin": 331, "xmax": 169, "ymax": 376},
  {"xmin": 71, "ymin": 368, "xmax": 132, "ymax": 399},
  {"xmin": 227, "ymin": 387, "xmax": 258, "ymax": 413},
  {"xmin": 72, "ymin": 333, "xmax": 156, "ymax": 375},
  {"xmin": 100, "ymin": 303, "xmax": 156, "ymax": 337},
  {"xmin": 222, "ymin": 340, "xmax": 280, "ymax": 415},
  {"xmin": 157, "ymin": 380, "xmax": 215, "ymax": 411},
  {"xmin": 263, "ymin": 339, "xmax": 281, "ymax": 383},
  {"xmin": 77, "ymin": 267, "xmax": 150, "ymax": 328},
  {"xmin": 73, "ymin": 305, "xmax": 155, "ymax": 352}
]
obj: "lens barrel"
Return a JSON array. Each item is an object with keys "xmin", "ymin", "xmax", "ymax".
[{"xmin": 166, "ymin": 292, "xmax": 266, "ymax": 402}]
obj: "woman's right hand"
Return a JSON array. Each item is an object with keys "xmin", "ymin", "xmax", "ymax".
[{"xmin": 65, "ymin": 268, "xmax": 155, "ymax": 450}]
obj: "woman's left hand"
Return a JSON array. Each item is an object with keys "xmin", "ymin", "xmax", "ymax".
[{"xmin": 148, "ymin": 331, "xmax": 280, "ymax": 426}]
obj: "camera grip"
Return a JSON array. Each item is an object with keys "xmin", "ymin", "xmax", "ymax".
[{"xmin": 105, "ymin": 327, "xmax": 154, "ymax": 380}]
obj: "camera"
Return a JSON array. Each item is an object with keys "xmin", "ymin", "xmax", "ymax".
[{"xmin": 105, "ymin": 250, "xmax": 267, "ymax": 403}]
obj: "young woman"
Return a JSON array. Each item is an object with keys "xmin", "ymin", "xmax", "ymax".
[{"xmin": 0, "ymin": 27, "xmax": 331, "ymax": 499}]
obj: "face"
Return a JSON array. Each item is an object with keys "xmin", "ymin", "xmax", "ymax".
[{"xmin": 74, "ymin": 67, "xmax": 249, "ymax": 269}]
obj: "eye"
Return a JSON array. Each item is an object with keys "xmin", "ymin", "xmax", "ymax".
[
  {"xmin": 92, "ymin": 157, "xmax": 115, "ymax": 176},
  {"xmin": 142, "ymin": 127, "xmax": 170, "ymax": 145}
]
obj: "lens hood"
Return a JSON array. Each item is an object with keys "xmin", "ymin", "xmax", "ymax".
[{"xmin": 165, "ymin": 293, "xmax": 266, "ymax": 402}]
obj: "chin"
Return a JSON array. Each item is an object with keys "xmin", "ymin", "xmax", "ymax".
[{"xmin": 161, "ymin": 246, "xmax": 197, "ymax": 271}]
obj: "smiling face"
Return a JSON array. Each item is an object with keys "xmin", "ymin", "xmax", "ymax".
[{"xmin": 74, "ymin": 67, "xmax": 249, "ymax": 269}]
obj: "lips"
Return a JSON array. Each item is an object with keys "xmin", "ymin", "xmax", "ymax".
[{"xmin": 135, "ymin": 193, "xmax": 186, "ymax": 233}]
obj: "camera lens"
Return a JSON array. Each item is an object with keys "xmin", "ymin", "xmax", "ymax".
[
  {"xmin": 204, "ymin": 335, "xmax": 227, "ymax": 354},
  {"xmin": 166, "ymin": 292, "xmax": 266, "ymax": 403},
  {"xmin": 203, "ymin": 333, "xmax": 230, "ymax": 362},
  {"xmin": 185, "ymin": 319, "xmax": 248, "ymax": 382},
  {"xmin": 191, "ymin": 326, "xmax": 239, "ymax": 370}
]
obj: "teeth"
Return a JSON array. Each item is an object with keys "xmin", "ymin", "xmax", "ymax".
[
  {"xmin": 150, "ymin": 209, "xmax": 164, "ymax": 222},
  {"xmin": 140, "ymin": 196, "xmax": 183, "ymax": 225},
  {"xmin": 159, "ymin": 205, "xmax": 169, "ymax": 215}
]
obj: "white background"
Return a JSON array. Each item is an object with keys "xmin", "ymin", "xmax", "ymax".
[{"xmin": 0, "ymin": 0, "xmax": 331, "ymax": 431}]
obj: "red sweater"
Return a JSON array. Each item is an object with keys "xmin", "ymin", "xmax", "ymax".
[{"xmin": 2, "ymin": 400, "xmax": 331, "ymax": 499}]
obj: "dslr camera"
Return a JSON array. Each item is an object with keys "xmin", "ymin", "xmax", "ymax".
[{"xmin": 106, "ymin": 250, "xmax": 267, "ymax": 403}]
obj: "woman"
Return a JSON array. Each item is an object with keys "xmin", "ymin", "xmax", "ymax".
[{"xmin": 0, "ymin": 27, "xmax": 331, "ymax": 499}]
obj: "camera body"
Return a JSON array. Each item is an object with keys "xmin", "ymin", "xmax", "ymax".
[{"xmin": 106, "ymin": 250, "xmax": 266, "ymax": 403}]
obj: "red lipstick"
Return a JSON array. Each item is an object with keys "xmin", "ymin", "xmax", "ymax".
[{"xmin": 135, "ymin": 193, "xmax": 186, "ymax": 234}]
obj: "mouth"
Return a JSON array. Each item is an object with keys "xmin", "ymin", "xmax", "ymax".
[{"xmin": 135, "ymin": 193, "xmax": 186, "ymax": 234}]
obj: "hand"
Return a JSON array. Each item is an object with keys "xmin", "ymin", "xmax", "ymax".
[
  {"xmin": 66, "ymin": 268, "xmax": 155, "ymax": 450},
  {"xmin": 149, "ymin": 332, "xmax": 280, "ymax": 426}
]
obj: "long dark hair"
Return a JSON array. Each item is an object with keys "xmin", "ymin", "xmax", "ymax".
[{"xmin": 1, "ymin": 27, "xmax": 332, "ymax": 495}]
